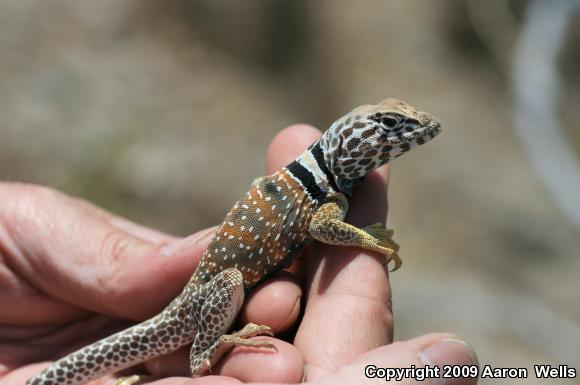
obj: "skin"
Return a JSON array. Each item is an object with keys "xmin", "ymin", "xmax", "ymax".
[{"xmin": 0, "ymin": 125, "xmax": 478, "ymax": 385}]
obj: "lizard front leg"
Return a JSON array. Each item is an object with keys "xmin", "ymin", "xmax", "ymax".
[{"xmin": 308, "ymin": 194, "xmax": 402, "ymax": 271}]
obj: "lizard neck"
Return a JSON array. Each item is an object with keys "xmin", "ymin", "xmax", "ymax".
[{"xmin": 284, "ymin": 139, "xmax": 342, "ymax": 200}]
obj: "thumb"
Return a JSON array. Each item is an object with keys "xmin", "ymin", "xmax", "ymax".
[
  {"xmin": 321, "ymin": 333, "xmax": 478, "ymax": 385},
  {"xmin": 2, "ymin": 183, "xmax": 214, "ymax": 321}
]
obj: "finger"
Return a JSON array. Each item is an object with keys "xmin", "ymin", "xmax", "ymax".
[
  {"xmin": 294, "ymin": 165, "xmax": 392, "ymax": 378},
  {"xmin": 137, "ymin": 377, "xmax": 241, "ymax": 385},
  {"xmin": 239, "ymin": 125, "xmax": 321, "ymax": 331},
  {"xmin": 240, "ymin": 272, "xmax": 302, "ymax": 333},
  {"xmin": 0, "ymin": 183, "xmax": 215, "ymax": 321},
  {"xmin": 213, "ymin": 337, "xmax": 303, "ymax": 383},
  {"xmin": 0, "ymin": 363, "xmax": 50, "ymax": 385},
  {"xmin": 136, "ymin": 377, "xmax": 241, "ymax": 385},
  {"xmin": 323, "ymin": 333, "xmax": 478, "ymax": 385},
  {"xmin": 347, "ymin": 165, "xmax": 389, "ymax": 227},
  {"xmin": 142, "ymin": 335, "xmax": 477, "ymax": 385},
  {"xmin": 265, "ymin": 124, "xmax": 322, "ymax": 172},
  {"xmin": 0, "ymin": 315, "xmax": 131, "ymax": 366}
]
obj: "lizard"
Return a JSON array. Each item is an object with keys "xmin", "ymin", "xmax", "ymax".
[{"xmin": 25, "ymin": 98, "xmax": 441, "ymax": 385}]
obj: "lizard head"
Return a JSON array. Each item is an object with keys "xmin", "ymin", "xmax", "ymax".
[{"xmin": 319, "ymin": 98, "xmax": 441, "ymax": 194}]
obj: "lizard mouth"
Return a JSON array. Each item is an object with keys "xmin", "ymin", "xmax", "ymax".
[
  {"xmin": 386, "ymin": 118, "xmax": 441, "ymax": 146},
  {"xmin": 427, "ymin": 118, "xmax": 442, "ymax": 136}
]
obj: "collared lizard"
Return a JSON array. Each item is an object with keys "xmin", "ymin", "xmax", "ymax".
[{"xmin": 26, "ymin": 98, "xmax": 441, "ymax": 385}]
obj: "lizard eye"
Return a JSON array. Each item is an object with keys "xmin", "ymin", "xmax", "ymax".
[
  {"xmin": 381, "ymin": 117, "xmax": 398, "ymax": 129},
  {"xmin": 370, "ymin": 113, "xmax": 404, "ymax": 131}
]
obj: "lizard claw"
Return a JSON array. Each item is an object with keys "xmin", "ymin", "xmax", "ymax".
[
  {"xmin": 363, "ymin": 225, "xmax": 402, "ymax": 271},
  {"xmin": 219, "ymin": 323, "xmax": 277, "ymax": 351},
  {"xmin": 386, "ymin": 250, "xmax": 402, "ymax": 271}
]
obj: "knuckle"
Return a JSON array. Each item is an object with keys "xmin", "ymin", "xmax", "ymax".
[
  {"xmin": 99, "ymin": 228, "xmax": 138, "ymax": 267},
  {"xmin": 0, "ymin": 182, "xmax": 65, "ymax": 226}
]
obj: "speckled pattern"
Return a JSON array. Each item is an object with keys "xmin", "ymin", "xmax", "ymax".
[
  {"xmin": 26, "ymin": 268, "xmax": 245, "ymax": 385},
  {"xmin": 26, "ymin": 98, "xmax": 441, "ymax": 385},
  {"xmin": 192, "ymin": 169, "xmax": 316, "ymax": 289}
]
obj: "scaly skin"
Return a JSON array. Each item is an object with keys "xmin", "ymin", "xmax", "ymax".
[{"xmin": 26, "ymin": 98, "xmax": 441, "ymax": 385}]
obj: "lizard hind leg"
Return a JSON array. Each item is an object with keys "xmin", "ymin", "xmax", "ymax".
[
  {"xmin": 218, "ymin": 322, "xmax": 275, "ymax": 347},
  {"xmin": 189, "ymin": 323, "xmax": 276, "ymax": 376},
  {"xmin": 188, "ymin": 268, "xmax": 275, "ymax": 376}
]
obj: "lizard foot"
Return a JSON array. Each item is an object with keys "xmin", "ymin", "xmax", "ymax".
[
  {"xmin": 189, "ymin": 324, "xmax": 275, "ymax": 377},
  {"xmin": 363, "ymin": 224, "xmax": 402, "ymax": 271},
  {"xmin": 219, "ymin": 323, "xmax": 277, "ymax": 351}
]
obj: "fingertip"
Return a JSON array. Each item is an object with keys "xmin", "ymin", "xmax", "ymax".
[
  {"xmin": 314, "ymin": 334, "xmax": 477, "ymax": 384},
  {"xmin": 217, "ymin": 338, "xmax": 304, "ymax": 383},
  {"xmin": 241, "ymin": 272, "xmax": 302, "ymax": 333},
  {"xmin": 355, "ymin": 333, "xmax": 478, "ymax": 385},
  {"xmin": 372, "ymin": 164, "xmax": 390, "ymax": 184},
  {"xmin": 415, "ymin": 333, "xmax": 479, "ymax": 368},
  {"xmin": 347, "ymin": 167, "xmax": 390, "ymax": 227},
  {"xmin": 145, "ymin": 337, "xmax": 304, "ymax": 384},
  {"xmin": 266, "ymin": 124, "xmax": 321, "ymax": 173}
]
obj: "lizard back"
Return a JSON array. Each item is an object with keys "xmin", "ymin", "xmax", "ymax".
[{"xmin": 191, "ymin": 167, "xmax": 324, "ymax": 290}]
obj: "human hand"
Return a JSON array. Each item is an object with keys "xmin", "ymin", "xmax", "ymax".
[{"xmin": 0, "ymin": 125, "xmax": 478, "ymax": 385}]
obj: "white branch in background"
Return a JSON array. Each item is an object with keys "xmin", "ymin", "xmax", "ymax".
[
  {"xmin": 466, "ymin": 0, "xmax": 519, "ymax": 72},
  {"xmin": 513, "ymin": 0, "xmax": 580, "ymax": 231}
]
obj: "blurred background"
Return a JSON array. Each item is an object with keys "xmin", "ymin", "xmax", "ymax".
[{"xmin": 0, "ymin": 1, "xmax": 578, "ymax": 383}]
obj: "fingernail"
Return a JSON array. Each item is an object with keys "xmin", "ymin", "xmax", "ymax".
[
  {"xmin": 160, "ymin": 227, "xmax": 217, "ymax": 256},
  {"xmin": 418, "ymin": 338, "xmax": 478, "ymax": 385}
]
